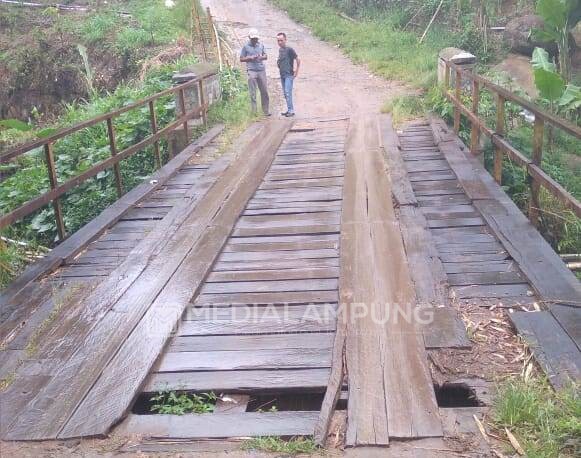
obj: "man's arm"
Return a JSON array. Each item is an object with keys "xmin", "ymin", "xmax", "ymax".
[{"xmin": 294, "ymin": 57, "xmax": 301, "ymax": 77}]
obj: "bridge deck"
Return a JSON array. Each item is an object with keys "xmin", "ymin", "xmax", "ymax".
[{"xmin": 0, "ymin": 115, "xmax": 579, "ymax": 444}]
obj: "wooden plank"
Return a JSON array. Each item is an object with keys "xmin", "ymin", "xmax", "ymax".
[
  {"xmin": 408, "ymin": 171, "xmax": 456, "ymax": 182},
  {"xmin": 168, "ymin": 333, "xmax": 334, "ymax": 352},
  {"xmin": 218, "ymin": 249, "xmax": 337, "ymax": 263},
  {"xmin": 232, "ymin": 224, "xmax": 341, "ymax": 237},
  {"xmin": 194, "ymin": 290, "xmax": 339, "ymax": 306},
  {"xmin": 243, "ymin": 205, "xmax": 341, "ymax": 216},
  {"xmin": 223, "ymin": 239, "xmax": 339, "ymax": 252},
  {"xmin": 452, "ymin": 283, "xmax": 532, "ymax": 299},
  {"xmin": 237, "ymin": 212, "xmax": 340, "ymax": 229},
  {"xmin": 54, "ymin": 121, "xmax": 293, "ymax": 440},
  {"xmin": 212, "ymin": 257, "xmax": 340, "ymax": 271},
  {"xmin": 443, "ymin": 260, "xmax": 517, "ymax": 274},
  {"xmin": 186, "ymin": 303, "xmax": 337, "ymax": 321},
  {"xmin": 119, "ymin": 411, "xmax": 319, "ymax": 439},
  {"xmin": 417, "ymin": 194, "xmax": 471, "ymax": 206},
  {"xmin": 207, "ymin": 267, "xmax": 339, "ymax": 283},
  {"xmin": 156, "ymin": 348, "xmax": 331, "ymax": 372},
  {"xmin": 178, "ymin": 317, "xmax": 336, "ymax": 336},
  {"xmin": 398, "ymin": 207, "xmax": 449, "ymax": 307},
  {"xmin": 144, "ymin": 368, "xmax": 331, "ymax": 393},
  {"xmin": 509, "ymin": 311, "xmax": 581, "ymax": 389},
  {"xmin": 427, "ymin": 217, "xmax": 485, "ymax": 228},
  {"xmin": 405, "ymin": 160, "xmax": 451, "ymax": 173},
  {"xmin": 0, "ymin": 126, "xmax": 225, "ymax": 308},
  {"xmin": 379, "ymin": 114, "xmax": 417, "ymax": 206},
  {"xmin": 439, "ymin": 252, "xmax": 509, "ymax": 263},
  {"xmin": 259, "ymin": 177, "xmax": 343, "ymax": 190},
  {"xmin": 229, "ymin": 234, "xmax": 339, "ymax": 245},
  {"xmin": 549, "ymin": 305, "xmax": 581, "ymax": 351},
  {"xmin": 343, "ymin": 117, "xmax": 441, "ymax": 446},
  {"xmin": 422, "ymin": 308, "xmax": 470, "ymax": 349},
  {"xmin": 436, "ymin": 241, "xmax": 504, "ymax": 253},
  {"xmin": 447, "ymin": 271, "xmax": 525, "ymax": 286},
  {"xmin": 199, "ymin": 278, "xmax": 338, "ymax": 294}
]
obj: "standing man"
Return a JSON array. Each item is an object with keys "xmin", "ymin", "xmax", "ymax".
[
  {"xmin": 276, "ymin": 32, "xmax": 300, "ymax": 117},
  {"xmin": 240, "ymin": 29, "xmax": 270, "ymax": 116}
]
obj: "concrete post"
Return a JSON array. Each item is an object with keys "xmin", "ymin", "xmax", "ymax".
[{"xmin": 437, "ymin": 47, "xmax": 476, "ymax": 89}]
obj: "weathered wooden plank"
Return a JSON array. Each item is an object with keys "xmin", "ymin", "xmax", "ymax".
[
  {"xmin": 223, "ymin": 239, "xmax": 339, "ymax": 252},
  {"xmin": 119, "ymin": 411, "xmax": 319, "ymax": 439},
  {"xmin": 237, "ymin": 212, "xmax": 340, "ymax": 229},
  {"xmin": 379, "ymin": 114, "xmax": 417, "ymax": 206},
  {"xmin": 447, "ymin": 271, "xmax": 525, "ymax": 286},
  {"xmin": 417, "ymin": 194, "xmax": 472, "ymax": 206},
  {"xmin": 218, "ymin": 249, "xmax": 337, "ymax": 263},
  {"xmin": 247, "ymin": 199, "xmax": 341, "ymax": 210},
  {"xmin": 443, "ymin": 260, "xmax": 517, "ymax": 274},
  {"xmin": 213, "ymin": 257, "xmax": 340, "ymax": 272},
  {"xmin": 405, "ymin": 160, "xmax": 451, "ymax": 173},
  {"xmin": 178, "ymin": 317, "xmax": 336, "ymax": 336},
  {"xmin": 168, "ymin": 333, "xmax": 334, "ymax": 353},
  {"xmin": 436, "ymin": 241, "xmax": 504, "ymax": 254},
  {"xmin": 207, "ymin": 267, "xmax": 339, "ymax": 283},
  {"xmin": 194, "ymin": 290, "xmax": 339, "ymax": 306},
  {"xmin": 260, "ymin": 177, "xmax": 343, "ymax": 190},
  {"xmin": 452, "ymin": 283, "xmax": 532, "ymax": 299},
  {"xmin": 144, "ymin": 368, "xmax": 331, "ymax": 393},
  {"xmin": 229, "ymin": 234, "xmax": 339, "ymax": 245},
  {"xmin": 200, "ymin": 278, "xmax": 338, "ymax": 294},
  {"xmin": 439, "ymin": 252, "xmax": 509, "ymax": 263},
  {"xmin": 408, "ymin": 171, "xmax": 456, "ymax": 182},
  {"xmin": 243, "ymin": 205, "xmax": 341, "ymax": 216},
  {"xmin": 344, "ymin": 117, "xmax": 441, "ymax": 446},
  {"xmin": 157, "ymin": 348, "xmax": 331, "ymax": 372},
  {"xmin": 232, "ymin": 224, "xmax": 341, "ymax": 237},
  {"xmin": 509, "ymin": 311, "xmax": 581, "ymax": 389},
  {"xmin": 186, "ymin": 303, "xmax": 337, "ymax": 321},
  {"xmin": 422, "ymin": 308, "xmax": 470, "ymax": 349},
  {"xmin": 549, "ymin": 305, "xmax": 581, "ymax": 351}
]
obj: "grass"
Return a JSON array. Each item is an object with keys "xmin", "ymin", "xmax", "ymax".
[
  {"xmin": 269, "ymin": 0, "xmax": 455, "ymax": 89},
  {"xmin": 382, "ymin": 93, "xmax": 426, "ymax": 125},
  {"xmin": 150, "ymin": 391, "xmax": 217, "ymax": 415},
  {"xmin": 492, "ymin": 376, "xmax": 580, "ymax": 457},
  {"xmin": 242, "ymin": 436, "xmax": 318, "ymax": 455}
]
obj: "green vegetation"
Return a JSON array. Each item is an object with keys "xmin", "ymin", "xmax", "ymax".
[
  {"xmin": 492, "ymin": 376, "xmax": 580, "ymax": 457},
  {"xmin": 271, "ymin": 0, "xmax": 455, "ymax": 89},
  {"xmin": 150, "ymin": 390, "xmax": 217, "ymax": 415},
  {"xmin": 242, "ymin": 436, "xmax": 318, "ymax": 455}
]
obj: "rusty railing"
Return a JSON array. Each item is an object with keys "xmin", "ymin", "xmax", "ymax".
[
  {"xmin": 0, "ymin": 69, "xmax": 217, "ymax": 239},
  {"xmin": 442, "ymin": 60, "xmax": 581, "ymax": 226}
]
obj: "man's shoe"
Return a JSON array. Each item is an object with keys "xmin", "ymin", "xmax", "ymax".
[
  {"xmin": 286, "ymin": 112, "xmax": 295, "ymax": 117},
  {"xmin": 264, "ymin": 113, "xmax": 272, "ymax": 117},
  {"xmin": 281, "ymin": 111, "xmax": 289, "ymax": 116}
]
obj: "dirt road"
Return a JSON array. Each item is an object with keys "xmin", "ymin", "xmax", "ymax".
[{"xmin": 201, "ymin": 0, "xmax": 405, "ymax": 118}]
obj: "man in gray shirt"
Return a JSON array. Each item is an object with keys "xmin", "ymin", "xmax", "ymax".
[{"xmin": 240, "ymin": 29, "xmax": 270, "ymax": 116}]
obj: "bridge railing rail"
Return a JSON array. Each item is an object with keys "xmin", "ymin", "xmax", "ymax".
[
  {"xmin": 442, "ymin": 60, "xmax": 581, "ymax": 226},
  {"xmin": 0, "ymin": 68, "xmax": 217, "ymax": 240}
]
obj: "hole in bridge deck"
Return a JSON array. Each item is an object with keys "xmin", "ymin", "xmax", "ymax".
[
  {"xmin": 434, "ymin": 382, "xmax": 482, "ymax": 408},
  {"xmin": 245, "ymin": 393, "xmax": 325, "ymax": 412}
]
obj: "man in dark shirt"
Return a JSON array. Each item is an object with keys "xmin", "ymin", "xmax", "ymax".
[
  {"xmin": 240, "ymin": 29, "xmax": 270, "ymax": 116},
  {"xmin": 276, "ymin": 32, "xmax": 300, "ymax": 117}
]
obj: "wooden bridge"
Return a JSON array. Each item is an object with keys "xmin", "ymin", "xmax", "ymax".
[{"xmin": 1, "ymin": 71, "xmax": 580, "ymax": 450}]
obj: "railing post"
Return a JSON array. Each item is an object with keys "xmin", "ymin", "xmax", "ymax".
[
  {"xmin": 453, "ymin": 69, "xmax": 462, "ymax": 134},
  {"xmin": 178, "ymin": 87, "xmax": 189, "ymax": 146},
  {"xmin": 106, "ymin": 118, "xmax": 124, "ymax": 198},
  {"xmin": 493, "ymin": 94, "xmax": 505, "ymax": 184},
  {"xmin": 199, "ymin": 79, "xmax": 207, "ymax": 126},
  {"xmin": 470, "ymin": 79, "xmax": 480, "ymax": 154},
  {"xmin": 149, "ymin": 100, "xmax": 162, "ymax": 169},
  {"xmin": 444, "ymin": 61, "xmax": 450, "ymax": 89},
  {"xmin": 44, "ymin": 142, "xmax": 66, "ymax": 241},
  {"xmin": 529, "ymin": 117, "xmax": 544, "ymax": 226}
]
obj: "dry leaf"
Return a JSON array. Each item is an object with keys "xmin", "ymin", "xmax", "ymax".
[
  {"xmin": 505, "ymin": 428, "xmax": 525, "ymax": 455},
  {"xmin": 473, "ymin": 414, "xmax": 489, "ymax": 444}
]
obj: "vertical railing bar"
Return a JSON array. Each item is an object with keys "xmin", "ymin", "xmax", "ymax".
[
  {"xmin": 494, "ymin": 94, "xmax": 505, "ymax": 184},
  {"xmin": 106, "ymin": 117, "xmax": 124, "ymax": 198},
  {"xmin": 470, "ymin": 79, "xmax": 480, "ymax": 154},
  {"xmin": 44, "ymin": 142, "xmax": 66, "ymax": 241},
  {"xmin": 199, "ymin": 78, "xmax": 207, "ymax": 126},
  {"xmin": 178, "ymin": 88, "xmax": 189, "ymax": 150},
  {"xmin": 149, "ymin": 100, "xmax": 162, "ymax": 169},
  {"xmin": 453, "ymin": 69, "xmax": 462, "ymax": 134},
  {"xmin": 444, "ymin": 61, "xmax": 450, "ymax": 89},
  {"xmin": 529, "ymin": 117, "xmax": 544, "ymax": 226}
]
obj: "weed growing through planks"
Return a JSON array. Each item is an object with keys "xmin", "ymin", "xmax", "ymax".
[
  {"xmin": 491, "ymin": 376, "xmax": 581, "ymax": 457},
  {"xmin": 243, "ymin": 436, "xmax": 318, "ymax": 455},
  {"xmin": 150, "ymin": 390, "xmax": 217, "ymax": 415},
  {"xmin": 382, "ymin": 94, "xmax": 426, "ymax": 125}
]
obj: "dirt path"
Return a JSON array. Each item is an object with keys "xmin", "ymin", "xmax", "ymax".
[{"xmin": 201, "ymin": 0, "xmax": 406, "ymax": 118}]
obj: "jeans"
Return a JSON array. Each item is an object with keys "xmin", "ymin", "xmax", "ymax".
[
  {"xmin": 248, "ymin": 70, "xmax": 270, "ymax": 115},
  {"xmin": 281, "ymin": 75, "xmax": 294, "ymax": 114}
]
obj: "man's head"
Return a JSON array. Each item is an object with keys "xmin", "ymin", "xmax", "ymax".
[
  {"xmin": 276, "ymin": 32, "xmax": 287, "ymax": 48},
  {"xmin": 248, "ymin": 28, "xmax": 260, "ymax": 45}
]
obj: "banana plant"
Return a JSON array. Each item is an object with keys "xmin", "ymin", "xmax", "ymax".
[{"xmin": 534, "ymin": 0, "xmax": 581, "ymax": 82}]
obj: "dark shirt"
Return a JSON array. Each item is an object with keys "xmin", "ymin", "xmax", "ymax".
[
  {"xmin": 277, "ymin": 46, "xmax": 298, "ymax": 77},
  {"xmin": 240, "ymin": 41, "xmax": 266, "ymax": 72}
]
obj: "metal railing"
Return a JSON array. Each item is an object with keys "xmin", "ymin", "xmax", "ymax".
[
  {"xmin": 0, "ymin": 68, "xmax": 217, "ymax": 239},
  {"xmin": 442, "ymin": 60, "xmax": 581, "ymax": 226}
]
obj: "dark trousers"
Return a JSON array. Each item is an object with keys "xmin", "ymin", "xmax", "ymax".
[{"xmin": 247, "ymin": 70, "xmax": 270, "ymax": 115}]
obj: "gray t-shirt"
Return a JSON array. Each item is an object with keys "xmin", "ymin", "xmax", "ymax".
[
  {"xmin": 240, "ymin": 41, "xmax": 266, "ymax": 72},
  {"xmin": 277, "ymin": 46, "xmax": 298, "ymax": 77}
]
